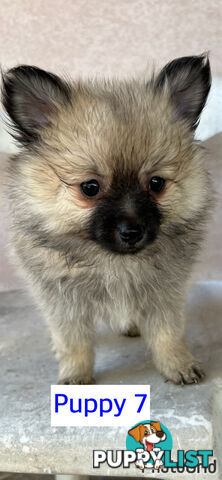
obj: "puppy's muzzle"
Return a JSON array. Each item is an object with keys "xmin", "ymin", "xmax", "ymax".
[{"xmin": 117, "ymin": 221, "xmax": 144, "ymax": 246}]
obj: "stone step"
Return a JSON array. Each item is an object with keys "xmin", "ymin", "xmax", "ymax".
[{"xmin": 0, "ymin": 282, "xmax": 221, "ymax": 478}]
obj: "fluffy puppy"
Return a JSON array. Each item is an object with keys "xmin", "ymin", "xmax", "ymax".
[{"xmin": 2, "ymin": 54, "xmax": 212, "ymax": 385}]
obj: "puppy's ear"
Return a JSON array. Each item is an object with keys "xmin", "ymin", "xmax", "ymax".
[
  {"xmin": 1, "ymin": 65, "xmax": 71, "ymax": 145},
  {"xmin": 128, "ymin": 424, "xmax": 145, "ymax": 443},
  {"xmin": 155, "ymin": 54, "xmax": 211, "ymax": 129},
  {"xmin": 150, "ymin": 421, "xmax": 161, "ymax": 431}
]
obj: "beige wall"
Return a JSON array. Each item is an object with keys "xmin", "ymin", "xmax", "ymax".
[{"xmin": 0, "ymin": 0, "xmax": 221, "ymax": 79}]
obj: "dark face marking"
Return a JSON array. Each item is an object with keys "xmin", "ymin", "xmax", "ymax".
[{"xmin": 89, "ymin": 172, "xmax": 161, "ymax": 254}]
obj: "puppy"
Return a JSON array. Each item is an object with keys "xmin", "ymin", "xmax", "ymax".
[
  {"xmin": 129, "ymin": 422, "xmax": 166, "ymax": 450},
  {"xmin": 129, "ymin": 422, "xmax": 166, "ymax": 469},
  {"xmin": 1, "ymin": 54, "xmax": 212, "ymax": 385}
]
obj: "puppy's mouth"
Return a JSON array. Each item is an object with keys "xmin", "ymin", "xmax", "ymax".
[
  {"xmin": 112, "ymin": 227, "xmax": 148, "ymax": 254},
  {"xmin": 93, "ymin": 234, "xmax": 148, "ymax": 255},
  {"xmin": 145, "ymin": 440, "xmax": 154, "ymax": 451}
]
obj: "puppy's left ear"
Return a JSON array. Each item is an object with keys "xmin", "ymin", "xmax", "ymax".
[{"xmin": 155, "ymin": 54, "xmax": 211, "ymax": 129}]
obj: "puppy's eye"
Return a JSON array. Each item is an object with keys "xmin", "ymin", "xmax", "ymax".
[
  {"xmin": 80, "ymin": 179, "xmax": 100, "ymax": 197},
  {"xmin": 149, "ymin": 176, "xmax": 165, "ymax": 193}
]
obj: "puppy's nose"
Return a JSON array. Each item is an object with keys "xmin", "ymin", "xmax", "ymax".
[
  {"xmin": 118, "ymin": 222, "xmax": 144, "ymax": 245},
  {"xmin": 156, "ymin": 431, "xmax": 164, "ymax": 438}
]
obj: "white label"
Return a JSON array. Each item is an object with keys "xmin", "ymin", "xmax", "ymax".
[{"xmin": 51, "ymin": 385, "xmax": 150, "ymax": 426}]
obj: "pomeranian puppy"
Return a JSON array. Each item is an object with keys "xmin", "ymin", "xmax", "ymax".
[{"xmin": 2, "ymin": 54, "xmax": 211, "ymax": 385}]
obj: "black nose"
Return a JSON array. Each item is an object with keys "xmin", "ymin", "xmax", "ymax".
[
  {"xmin": 118, "ymin": 222, "xmax": 144, "ymax": 245},
  {"xmin": 156, "ymin": 431, "xmax": 164, "ymax": 438}
]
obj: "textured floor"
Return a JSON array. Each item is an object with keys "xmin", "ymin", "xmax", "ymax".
[{"xmin": 0, "ymin": 283, "xmax": 222, "ymax": 478}]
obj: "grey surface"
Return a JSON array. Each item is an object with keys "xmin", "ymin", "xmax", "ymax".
[{"xmin": 0, "ymin": 282, "xmax": 222, "ymax": 478}]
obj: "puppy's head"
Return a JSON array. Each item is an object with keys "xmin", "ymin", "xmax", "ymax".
[
  {"xmin": 129, "ymin": 422, "xmax": 166, "ymax": 449},
  {"xmin": 2, "ymin": 55, "xmax": 211, "ymax": 256}
]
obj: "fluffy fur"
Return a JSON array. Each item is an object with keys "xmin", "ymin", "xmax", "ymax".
[{"xmin": 2, "ymin": 55, "xmax": 212, "ymax": 384}]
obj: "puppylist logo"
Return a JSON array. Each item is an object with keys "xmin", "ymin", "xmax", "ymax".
[
  {"xmin": 93, "ymin": 420, "xmax": 217, "ymax": 474},
  {"xmin": 127, "ymin": 420, "xmax": 171, "ymax": 470},
  {"xmin": 51, "ymin": 386, "xmax": 217, "ymax": 474}
]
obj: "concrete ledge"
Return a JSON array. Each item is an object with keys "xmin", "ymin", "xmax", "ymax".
[{"xmin": 0, "ymin": 282, "xmax": 221, "ymax": 478}]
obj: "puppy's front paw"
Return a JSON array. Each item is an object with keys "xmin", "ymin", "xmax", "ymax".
[
  {"xmin": 151, "ymin": 333, "xmax": 205, "ymax": 386},
  {"xmin": 58, "ymin": 375, "xmax": 96, "ymax": 385},
  {"xmin": 164, "ymin": 361, "xmax": 205, "ymax": 385}
]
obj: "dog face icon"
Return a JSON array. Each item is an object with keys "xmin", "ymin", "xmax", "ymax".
[{"xmin": 128, "ymin": 421, "xmax": 166, "ymax": 452}]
